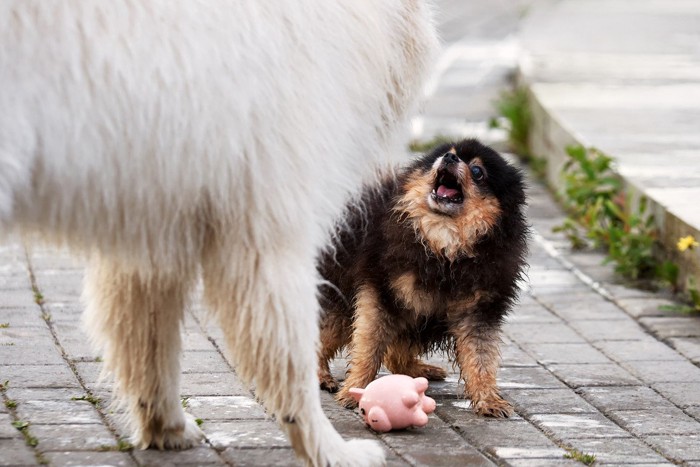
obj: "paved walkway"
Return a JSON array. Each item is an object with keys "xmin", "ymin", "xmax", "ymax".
[
  {"xmin": 519, "ymin": 0, "xmax": 700, "ymax": 284},
  {"xmin": 2, "ymin": 1, "xmax": 700, "ymax": 465}
]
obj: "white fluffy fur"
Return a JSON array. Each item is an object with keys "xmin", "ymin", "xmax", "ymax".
[{"xmin": 0, "ymin": 1, "xmax": 437, "ymax": 465}]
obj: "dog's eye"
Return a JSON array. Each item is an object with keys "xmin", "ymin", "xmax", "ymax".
[
  {"xmin": 471, "ymin": 165, "xmax": 484, "ymax": 181},
  {"xmin": 360, "ymin": 408, "xmax": 366, "ymax": 415}
]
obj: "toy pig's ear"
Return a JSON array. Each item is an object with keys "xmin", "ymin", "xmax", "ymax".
[
  {"xmin": 413, "ymin": 377, "xmax": 429, "ymax": 393},
  {"xmin": 348, "ymin": 388, "xmax": 364, "ymax": 402},
  {"xmin": 401, "ymin": 391, "xmax": 419, "ymax": 408}
]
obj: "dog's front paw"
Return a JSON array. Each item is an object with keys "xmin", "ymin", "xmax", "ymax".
[
  {"xmin": 319, "ymin": 374, "xmax": 340, "ymax": 393},
  {"xmin": 472, "ymin": 396, "xmax": 513, "ymax": 418},
  {"xmin": 134, "ymin": 412, "xmax": 205, "ymax": 450},
  {"xmin": 335, "ymin": 388, "xmax": 359, "ymax": 409},
  {"xmin": 414, "ymin": 363, "xmax": 447, "ymax": 381}
]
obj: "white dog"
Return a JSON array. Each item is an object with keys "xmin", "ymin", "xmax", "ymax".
[{"xmin": 0, "ymin": 1, "xmax": 437, "ymax": 465}]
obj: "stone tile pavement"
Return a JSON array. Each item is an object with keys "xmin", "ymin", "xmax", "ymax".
[
  {"xmin": 3, "ymin": 0, "xmax": 700, "ymax": 465},
  {"xmin": 3, "ymin": 168, "xmax": 700, "ymax": 466}
]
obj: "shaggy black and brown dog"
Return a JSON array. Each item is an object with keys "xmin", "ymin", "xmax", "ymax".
[{"xmin": 317, "ymin": 139, "xmax": 528, "ymax": 417}]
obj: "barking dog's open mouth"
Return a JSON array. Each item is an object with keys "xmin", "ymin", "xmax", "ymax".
[{"xmin": 431, "ymin": 168, "xmax": 464, "ymax": 205}]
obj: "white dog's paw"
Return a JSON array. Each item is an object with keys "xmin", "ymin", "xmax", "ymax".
[
  {"xmin": 162, "ymin": 413, "xmax": 205, "ymax": 450},
  {"xmin": 134, "ymin": 412, "xmax": 205, "ymax": 450},
  {"xmin": 330, "ymin": 438, "xmax": 386, "ymax": 467}
]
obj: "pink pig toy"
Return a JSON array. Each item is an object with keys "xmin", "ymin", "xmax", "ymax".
[{"xmin": 349, "ymin": 375, "xmax": 436, "ymax": 432}]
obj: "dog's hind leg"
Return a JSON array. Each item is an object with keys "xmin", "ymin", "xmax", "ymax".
[
  {"xmin": 384, "ymin": 339, "xmax": 447, "ymax": 381},
  {"xmin": 203, "ymin": 248, "xmax": 385, "ymax": 466},
  {"xmin": 318, "ymin": 311, "xmax": 352, "ymax": 393},
  {"xmin": 83, "ymin": 256, "xmax": 204, "ymax": 449}
]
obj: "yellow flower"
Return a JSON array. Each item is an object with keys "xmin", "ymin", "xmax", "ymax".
[{"xmin": 677, "ymin": 235, "xmax": 699, "ymax": 252}]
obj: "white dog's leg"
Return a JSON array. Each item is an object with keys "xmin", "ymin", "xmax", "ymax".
[
  {"xmin": 83, "ymin": 256, "xmax": 204, "ymax": 449},
  {"xmin": 203, "ymin": 247, "xmax": 385, "ymax": 467}
]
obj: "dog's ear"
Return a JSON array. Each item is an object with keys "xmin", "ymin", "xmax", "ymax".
[{"xmin": 348, "ymin": 387, "xmax": 365, "ymax": 402}]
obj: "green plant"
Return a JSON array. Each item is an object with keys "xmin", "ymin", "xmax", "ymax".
[
  {"xmin": 71, "ymin": 394, "xmax": 101, "ymax": 407},
  {"xmin": 554, "ymin": 145, "xmax": 662, "ymax": 280},
  {"xmin": 564, "ymin": 447, "xmax": 596, "ymax": 465},
  {"xmin": 12, "ymin": 420, "xmax": 38, "ymax": 447},
  {"xmin": 659, "ymin": 236, "xmax": 700, "ymax": 313},
  {"xmin": 32, "ymin": 288, "xmax": 44, "ymax": 305},
  {"xmin": 4, "ymin": 399, "xmax": 17, "ymax": 409},
  {"xmin": 0, "ymin": 323, "xmax": 9, "ymax": 328},
  {"xmin": 491, "ymin": 87, "xmax": 531, "ymax": 156}
]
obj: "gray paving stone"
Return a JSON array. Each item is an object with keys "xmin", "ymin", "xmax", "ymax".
[
  {"xmin": 644, "ymin": 434, "xmax": 700, "ymax": 462},
  {"xmin": 530, "ymin": 284, "xmax": 593, "ymax": 296},
  {"xmin": 44, "ymin": 450, "xmax": 135, "ymax": 466},
  {"xmin": 547, "ymin": 299, "xmax": 629, "ymax": 322},
  {"xmin": 686, "ymin": 405, "xmax": 700, "ymax": 420},
  {"xmin": 498, "ymin": 366, "xmax": 569, "ymax": 390},
  {"xmin": 0, "ymin": 364, "xmax": 80, "ymax": 389},
  {"xmin": 0, "ymin": 290, "xmax": 37, "ymax": 309},
  {"xmin": 503, "ymin": 459, "xmax": 580, "ymax": 467},
  {"xmin": 0, "ymin": 342, "xmax": 65, "ymax": 365},
  {"xmin": 0, "ymin": 325, "xmax": 55, "ymax": 345},
  {"xmin": 503, "ymin": 322, "xmax": 585, "ymax": 344},
  {"xmin": 220, "ymin": 447, "xmax": 300, "ymax": 466},
  {"xmin": 576, "ymin": 386, "xmax": 676, "ymax": 412},
  {"xmin": 529, "ymin": 413, "xmax": 632, "ymax": 441},
  {"xmin": 15, "ymin": 400, "xmax": 102, "ymax": 425},
  {"xmin": 615, "ymin": 298, "xmax": 683, "ymax": 319},
  {"xmin": 72, "ymin": 361, "xmax": 103, "ymax": 385},
  {"xmin": 41, "ymin": 303, "xmax": 83, "ymax": 323},
  {"xmin": 507, "ymin": 305, "xmax": 562, "ymax": 324},
  {"xmin": 492, "ymin": 447, "xmax": 566, "ymax": 460},
  {"xmin": 640, "ymin": 316, "xmax": 700, "ymax": 339},
  {"xmin": 568, "ymin": 318, "xmax": 650, "ymax": 342},
  {"xmin": 182, "ymin": 329, "xmax": 219, "ymax": 352},
  {"xmin": 607, "ymin": 409, "xmax": 700, "ymax": 436},
  {"xmin": 133, "ymin": 445, "xmax": 224, "ymax": 465},
  {"xmin": 0, "ymin": 413, "xmax": 22, "ymax": 439},
  {"xmin": 180, "ymin": 371, "xmax": 250, "ymax": 397},
  {"xmin": 546, "ymin": 363, "xmax": 641, "ymax": 388},
  {"xmin": 0, "ymin": 438, "xmax": 38, "ymax": 465},
  {"xmin": 620, "ymin": 359, "xmax": 700, "ymax": 383},
  {"xmin": 652, "ymin": 382, "xmax": 700, "ymax": 408},
  {"xmin": 30, "ymin": 423, "xmax": 115, "ymax": 452},
  {"xmin": 605, "ymin": 285, "xmax": 658, "ymax": 300},
  {"xmin": 181, "ymin": 351, "xmax": 233, "ymax": 374},
  {"xmin": 5, "ymin": 388, "xmax": 88, "ymax": 402},
  {"xmin": 500, "ymin": 341, "xmax": 540, "ymax": 367},
  {"xmin": 501, "ymin": 389, "xmax": 597, "ymax": 415},
  {"xmin": 668, "ymin": 337, "xmax": 700, "ymax": 363},
  {"xmin": 380, "ymin": 425, "xmax": 494, "ymax": 467},
  {"xmin": 205, "ymin": 420, "xmax": 289, "ymax": 449},
  {"xmin": 595, "ymin": 338, "xmax": 687, "ymax": 362},
  {"xmin": 0, "ymin": 307, "xmax": 46, "ymax": 328},
  {"xmin": 186, "ymin": 395, "xmax": 266, "ymax": 420},
  {"xmin": 565, "ymin": 436, "xmax": 669, "ymax": 464},
  {"xmin": 438, "ymin": 405, "xmax": 561, "ymax": 451},
  {"xmin": 522, "ymin": 342, "xmax": 611, "ymax": 365}
]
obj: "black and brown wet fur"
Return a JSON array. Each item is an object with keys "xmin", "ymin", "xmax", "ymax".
[{"xmin": 317, "ymin": 139, "xmax": 528, "ymax": 418}]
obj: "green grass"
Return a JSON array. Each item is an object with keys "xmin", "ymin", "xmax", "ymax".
[
  {"xmin": 71, "ymin": 394, "xmax": 101, "ymax": 407},
  {"xmin": 491, "ymin": 87, "xmax": 531, "ymax": 157},
  {"xmin": 564, "ymin": 448, "xmax": 596, "ymax": 465},
  {"xmin": 0, "ymin": 323, "xmax": 9, "ymax": 329},
  {"xmin": 12, "ymin": 420, "xmax": 39, "ymax": 447},
  {"xmin": 4, "ymin": 399, "xmax": 17, "ymax": 409}
]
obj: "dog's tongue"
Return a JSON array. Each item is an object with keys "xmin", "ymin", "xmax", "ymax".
[{"xmin": 437, "ymin": 185, "xmax": 459, "ymax": 198}]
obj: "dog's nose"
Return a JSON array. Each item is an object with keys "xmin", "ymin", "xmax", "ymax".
[{"xmin": 443, "ymin": 152, "xmax": 459, "ymax": 165}]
